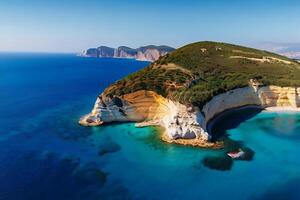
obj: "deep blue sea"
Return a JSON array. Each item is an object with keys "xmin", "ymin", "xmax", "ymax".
[{"xmin": 0, "ymin": 53, "xmax": 300, "ymax": 200}]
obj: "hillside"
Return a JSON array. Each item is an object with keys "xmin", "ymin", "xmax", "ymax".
[{"xmin": 104, "ymin": 41, "xmax": 300, "ymax": 108}]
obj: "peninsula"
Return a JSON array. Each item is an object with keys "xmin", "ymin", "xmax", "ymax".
[
  {"xmin": 81, "ymin": 45, "xmax": 175, "ymax": 62},
  {"xmin": 80, "ymin": 41, "xmax": 300, "ymax": 147}
]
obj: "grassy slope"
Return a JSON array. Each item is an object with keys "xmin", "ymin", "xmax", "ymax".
[{"xmin": 104, "ymin": 41, "xmax": 300, "ymax": 108}]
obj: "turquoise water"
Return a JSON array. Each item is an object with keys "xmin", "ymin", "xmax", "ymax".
[{"xmin": 0, "ymin": 53, "xmax": 299, "ymax": 200}]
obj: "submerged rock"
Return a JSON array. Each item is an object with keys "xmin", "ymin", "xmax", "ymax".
[
  {"xmin": 202, "ymin": 155, "xmax": 233, "ymax": 171},
  {"xmin": 74, "ymin": 163, "xmax": 108, "ymax": 186},
  {"xmin": 98, "ymin": 142, "xmax": 121, "ymax": 156}
]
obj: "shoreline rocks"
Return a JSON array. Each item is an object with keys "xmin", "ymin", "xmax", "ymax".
[{"xmin": 79, "ymin": 83, "xmax": 300, "ymax": 148}]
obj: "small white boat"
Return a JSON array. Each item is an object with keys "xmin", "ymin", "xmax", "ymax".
[{"xmin": 227, "ymin": 149, "xmax": 245, "ymax": 159}]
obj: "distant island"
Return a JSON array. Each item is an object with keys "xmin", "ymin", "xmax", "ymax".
[
  {"xmin": 80, "ymin": 45, "xmax": 175, "ymax": 62},
  {"xmin": 262, "ymin": 42, "xmax": 300, "ymax": 60},
  {"xmin": 80, "ymin": 41, "xmax": 300, "ymax": 148}
]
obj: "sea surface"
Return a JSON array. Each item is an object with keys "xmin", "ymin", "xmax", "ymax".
[{"xmin": 0, "ymin": 53, "xmax": 299, "ymax": 200}]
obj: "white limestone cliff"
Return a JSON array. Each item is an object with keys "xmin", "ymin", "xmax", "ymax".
[
  {"xmin": 79, "ymin": 83, "xmax": 300, "ymax": 147},
  {"xmin": 79, "ymin": 90, "xmax": 209, "ymax": 142},
  {"xmin": 202, "ymin": 85, "xmax": 300, "ymax": 124}
]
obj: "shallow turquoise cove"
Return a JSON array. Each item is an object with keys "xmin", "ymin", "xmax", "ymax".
[{"xmin": 0, "ymin": 53, "xmax": 299, "ymax": 200}]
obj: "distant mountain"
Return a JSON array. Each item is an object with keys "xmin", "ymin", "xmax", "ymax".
[
  {"xmin": 280, "ymin": 51, "xmax": 300, "ymax": 59},
  {"xmin": 256, "ymin": 42, "xmax": 300, "ymax": 59},
  {"xmin": 81, "ymin": 45, "xmax": 175, "ymax": 62}
]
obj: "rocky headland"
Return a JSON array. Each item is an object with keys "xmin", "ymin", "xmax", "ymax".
[
  {"xmin": 79, "ymin": 41, "xmax": 300, "ymax": 148},
  {"xmin": 81, "ymin": 45, "xmax": 175, "ymax": 62}
]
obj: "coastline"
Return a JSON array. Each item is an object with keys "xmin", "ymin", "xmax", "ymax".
[
  {"xmin": 263, "ymin": 106, "xmax": 300, "ymax": 112},
  {"xmin": 161, "ymin": 132, "xmax": 223, "ymax": 149},
  {"xmin": 136, "ymin": 120, "xmax": 223, "ymax": 148},
  {"xmin": 81, "ymin": 85, "xmax": 300, "ymax": 148},
  {"xmin": 206, "ymin": 105, "xmax": 300, "ymax": 135},
  {"xmin": 135, "ymin": 105, "xmax": 300, "ymax": 148},
  {"xmin": 206, "ymin": 105, "xmax": 264, "ymax": 135}
]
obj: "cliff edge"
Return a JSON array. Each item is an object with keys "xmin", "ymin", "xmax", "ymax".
[{"xmin": 80, "ymin": 41, "xmax": 300, "ymax": 148}]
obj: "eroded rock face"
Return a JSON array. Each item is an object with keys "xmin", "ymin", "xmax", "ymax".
[
  {"xmin": 80, "ymin": 90, "xmax": 162, "ymax": 125},
  {"xmin": 136, "ymin": 49, "xmax": 165, "ymax": 61},
  {"xmin": 79, "ymin": 90, "xmax": 209, "ymax": 141},
  {"xmin": 161, "ymin": 102, "xmax": 208, "ymax": 140},
  {"xmin": 259, "ymin": 86, "xmax": 300, "ymax": 107},
  {"xmin": 202, "ymin": 85, "xmax": 300, "ymax": 123},
  {"xmin": 80, "ymin": 85, "xmax": 300, "ymax": 146}
]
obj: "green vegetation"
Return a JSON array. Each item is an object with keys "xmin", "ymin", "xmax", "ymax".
[{"xmin": 104, "ymin": 41, "xmax": 300, "ymax": 108}]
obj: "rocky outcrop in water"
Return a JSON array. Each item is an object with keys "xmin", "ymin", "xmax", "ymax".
[{"xmin": 81, "ymin": 45, "xmax": 175, "ymax": 62}]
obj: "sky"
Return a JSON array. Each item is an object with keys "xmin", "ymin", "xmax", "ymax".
[{"xmin": 0, "ymin": 0, "xmax": 300, "ymax": 53}]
